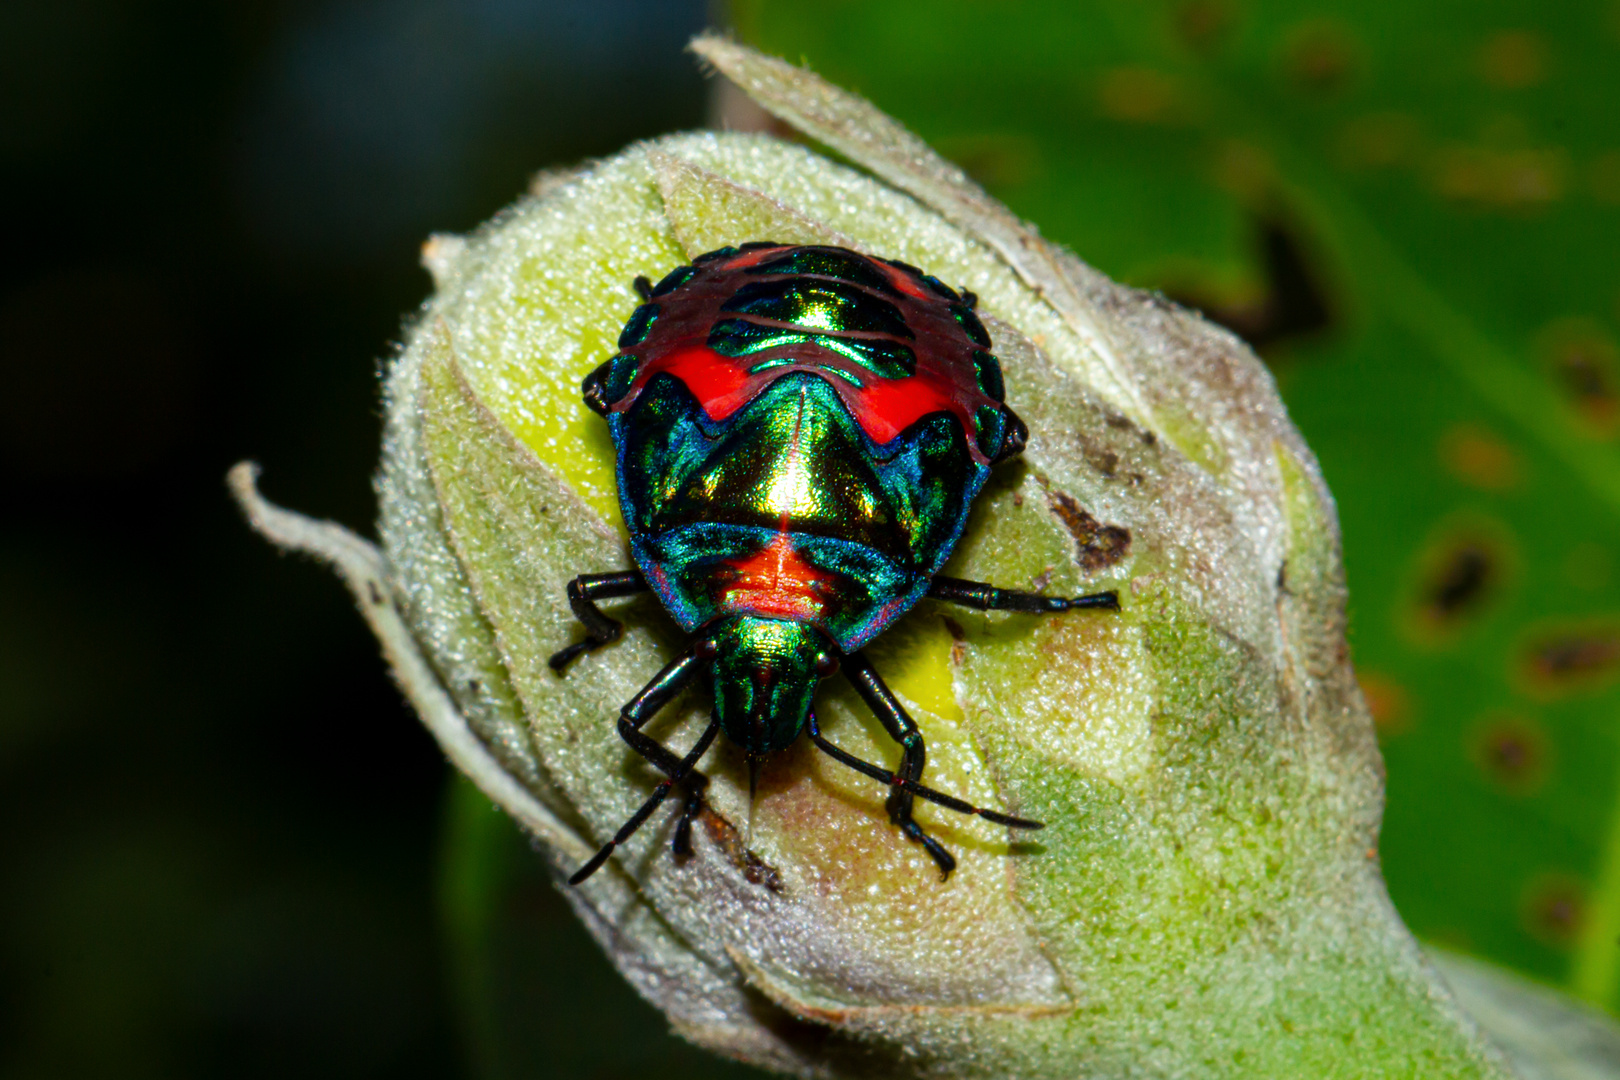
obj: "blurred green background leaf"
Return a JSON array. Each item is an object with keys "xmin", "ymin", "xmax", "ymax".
[{"xmin": 733, "ymin": 0, "xmax": 1620, "ymax": 1014}]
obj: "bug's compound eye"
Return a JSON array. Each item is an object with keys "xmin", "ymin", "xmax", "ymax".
[
  {"xmin": 814, "ymin": 652, "xmax": 839, "ymax": 677},
  {"xmin": 996, "ymin": 412, "xmax": 1029, "ymax": 462}
]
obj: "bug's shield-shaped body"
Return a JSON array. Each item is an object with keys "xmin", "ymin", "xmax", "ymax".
[{"xmin": 585, "ymin": 244, "xmax": 1025, "ymax": 652}]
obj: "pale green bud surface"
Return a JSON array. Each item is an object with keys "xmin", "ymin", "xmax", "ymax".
[{"xmin": 230, "ymin": 33, "xmax": 1620, "ymax": 1080}]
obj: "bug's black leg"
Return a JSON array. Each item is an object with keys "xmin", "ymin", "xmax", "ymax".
[
  {"xmin": 928, "ymin": 575, "xmax": 1120, "ymax": 614},
  {"xmin": 840, "ymin": 652, "xmax": 953, "ymax": 874},
  {"xmin": 571, "ymin": 638, "xmax": 719, "ymax": 884},
  {"xmin": 806, "ymin": 710, "xmax": 1042, "ymax": 881},
  {"xmin": 961, "ymin": 288, "xmax": 979, "ymax": 310},
  {"xmin": 549, "ymin": 570, "xmax": 650, "ymax": 672},
  {"xmin": 632, "ymin": 274, "xmax": 654, "ymax": 300}
]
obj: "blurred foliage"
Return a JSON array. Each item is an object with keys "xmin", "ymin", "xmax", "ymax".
[{"xmin": 734, "ymin": 0, "xmax": 1620, "ymax": 1016}]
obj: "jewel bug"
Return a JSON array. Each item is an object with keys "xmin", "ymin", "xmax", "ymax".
[{"xmin": 552, "ymin": 243, "xmax": 1120, "ymax": 883}]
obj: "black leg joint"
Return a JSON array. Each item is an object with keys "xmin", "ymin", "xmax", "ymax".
[{"xmin": 549, "ymin": 570, "xmax": 650, "ymax": 672}]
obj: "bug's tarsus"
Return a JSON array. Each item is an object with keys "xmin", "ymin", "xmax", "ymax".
[
  {"xmin": 961, "ymin": 288, "xmax": 979, "ymax": 310},
  {"xmin": 571, "ymin": 640, "xmax": 718, "ymax": 884},
  {"xmin": 928, "ymin": 575, "xmax": 1119, "ymax": 614},
  {"xmin": 632, "ymin": 275, "xmax": 654, "ymax": 301},
  {"xmin": 806, "ymin": 710, "xmax": 1040, "ymax": 881},
  {"xmin": 841, "ymin": 651, "xmax": 942, "ymax": 870},
  {"xmin": 814, "ymin": 654, "xmax": 1041, "ymax": 880},
  {"xmin": 549, "ymin": 570, "xmax": 650, "ymax": 672}
]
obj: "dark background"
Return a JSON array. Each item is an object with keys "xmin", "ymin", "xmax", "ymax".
[{"xmin": 0, "ymin": 2, "xmax": 719, "ymax": 1077}]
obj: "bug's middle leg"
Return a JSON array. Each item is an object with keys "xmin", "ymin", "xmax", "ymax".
[
  {"xmin": 549, "ymin": 570, "xmax": 649, "ymax": 672},
  {"xmin": 840, "ymin": 652, "xmax": 957, "ymax": 877},
  {"xmin": 928, "ymin": 575, "xmax": 1119, "ymax": 614}
]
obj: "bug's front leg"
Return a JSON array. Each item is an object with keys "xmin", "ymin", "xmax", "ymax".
[
  {"xmin": 549, "ymin": 570, "xmax": 649, "ymax": 672},
  {"xmin": 927, "ymin": 574, "xmax": 1119, "ymax": 614},
  {"xmin": 571, "ymin": 636, "xmax": 719, "ymax": 884}
]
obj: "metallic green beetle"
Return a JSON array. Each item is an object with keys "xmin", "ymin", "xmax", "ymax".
[{"xmin": 551, "ymin": 243, "xmax": 1119, "ymax": 883}]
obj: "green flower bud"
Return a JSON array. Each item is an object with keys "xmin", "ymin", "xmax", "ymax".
[{"xmin": 232, "ymin": 34, "xmax": 1521, "ymax": 1079}]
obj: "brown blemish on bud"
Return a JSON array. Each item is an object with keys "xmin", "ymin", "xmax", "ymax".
[
  {"xmin": 700, "ymin": 809, "xmax": 784, "ymax": 893},
  {"xmin": 1439, "ymin": 423, "xmax": 1523, "ymax": 490},
  {"xmin": 1518, "ymin": 619, "xmax": 1620, "ymax": 698},
  {"xmin": 1468, "ymin": 715, "xmax": 1549, "ymax": 795},
  {"xmin": 1035, "ymin": 478, "xmax": 1131, "ymax": 571},
  {"xmin": 1522, "ymin": 873, "xmax": 1586, "ymax": 947}
]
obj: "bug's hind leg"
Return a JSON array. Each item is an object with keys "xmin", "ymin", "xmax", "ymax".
[
  {"xmin": 928, "ymin": 575, "xmax": 1119, "ymax": 615},
  {"xmin": 632, "ymin": 275, "xmax": 654, "ymax": 300},
  {"xmin": 549, "ymin": 571, "xmax": 649, "ymax": 672},
  {"xmin": 571, "ymin": 638, "xmax": 719, "ymax": 884}
]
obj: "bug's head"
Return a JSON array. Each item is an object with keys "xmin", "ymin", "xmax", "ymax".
[{"xmin": 708, "ymin": 616, "xmax": 838, "ymax": 756}]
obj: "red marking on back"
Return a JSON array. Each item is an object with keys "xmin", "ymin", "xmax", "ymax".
[
  {"xmin": 844, "ymin": 367, "xmax": 963, "ymax": 445},
  {"xmin": 634, "ymin": 344, "xmax": 756, "ymax": 419},
  {"xmin": 626, "ymin": 343, "xmax": 975, "ymax": 450},
  {"xmin": 720, "ymin": 534, "xmax": 833, "ymax": 620},
  {"xmin": 613, "ymin": 244, "xmax": 1006, "ymax": 463}
]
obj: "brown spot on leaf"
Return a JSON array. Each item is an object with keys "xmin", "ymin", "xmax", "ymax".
[
  {"xmin": 1097, "ymin": 67, "xmax": 1180, "ymax": 123},
  {"xmin": 1420, "ymin": 544, "xmax": 1495, "ymax": 624},
  {"xmin": 700, "ymin": 810, "xmax": 783, "ymax": 893},
  {"xmin": 1358, "ymin": 672, "xmax": 1411, "ymax": 735},
  {"xmin": 1522, "ymin": 874, "xmax": 1585, "ymax": 947},
  {"xmin": 1520, "ymin": 620, "xmax": 1620, "ymax": 697},
  {"xmin": 1469, "ymin": 715, "xmax": 1549, "ymax": 795},
  {"xmin": 1283, "ymin": 20, "xmax": 1359, "ymax": 96},
  {"xmin": 1175, "ymin": 0, "xmax": 1235, "ymax": 53},
  {"xmin": 1539, "ymin": 319, "xmax": 1620, "ymax": 434},
  {"xmin": 1439, "ymin": 423, "xmax": 1523, "ymax": 490},
  {"xmin": 1431, "ymin": 143, "xmax": 1569, "ymax": 211},
  {"xmin": 1038, "ymin": 481, "xmax": 1131, "ymax": 571},
  {"xmin": 1479, "ymin": 30, "xmax": 1547, "ymax": 89},
  {"xmin": 1407, "ymin": 520, "xmax": 1516, "ymax": 641},
  {"xmin": 1161, "ymin": 215, "xmax": 1334, "ymax": 354}
]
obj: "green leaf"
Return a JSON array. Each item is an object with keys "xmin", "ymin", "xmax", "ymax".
[{"xmin": 733, "ymin": 0, "xmax": 1620, "ymax": 1018}]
